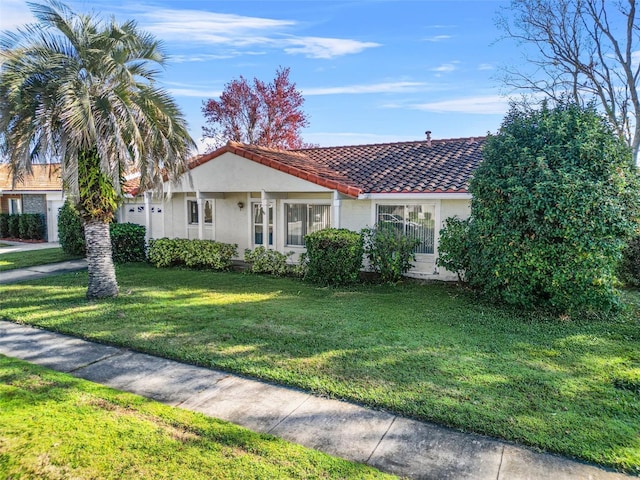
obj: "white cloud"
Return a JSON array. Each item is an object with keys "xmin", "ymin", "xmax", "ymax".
[
  {"xmin": 139, "ymin": 8, "xmax": 378, "ymax": 59},
  {"xmin": 409, "ymin": 95, "xmax": 510, "ymax": 115},
  {"xmin": 424, "ymin": 35, "xmax": 452, "ymax": 42},
  {"xmin": 283, "ymin": 36, "xmax": 380, "ymax": 59},
  {"xmin": 166, "ymin": 87, "xmax": 223, "ymax": 98},
  {"xmin": 431, "ymin": 62, "xmax": 459, "ymax": 73},
  {"xmin": 0, "ymin": 0, "xmax": 35, "ymax": 31},
  {"xmin": 303, "ymin": 81, "xmax": 426, "ymax": 96},
  {"xmin": 478, "ymin": 63, "xmax": 494, "ymax": 71}
]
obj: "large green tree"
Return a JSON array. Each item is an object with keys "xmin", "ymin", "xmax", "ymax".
[
  {"xmin": 0, "ymin": 1, "xmax": 194, "ymax": 299},
  {"xmin": 467, "ymin": 102, "xmax": 640, "ymax": 314}
]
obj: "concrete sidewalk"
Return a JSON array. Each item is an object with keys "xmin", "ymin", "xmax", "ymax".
[
  {"xmin": 0, "ymin": 259, "xmax": 87, "ymax": 284},
  {"xmin": 0, "ymin": 320, "xmax": 632, "ymax": 480},
  {"xmin": 0, "ymin": 240, "xmax": 61, "ymax": 254}
]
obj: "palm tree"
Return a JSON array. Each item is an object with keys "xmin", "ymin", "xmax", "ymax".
[{"xmin": 0, "ymin": 1, "xmax": 194, "ymax": 299}]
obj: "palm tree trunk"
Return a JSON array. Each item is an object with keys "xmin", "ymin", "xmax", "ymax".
[{"xmin": 84, "ymin": 219, "xmax": 118, "ymax": 299}]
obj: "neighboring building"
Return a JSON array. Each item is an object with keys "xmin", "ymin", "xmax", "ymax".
[
  {"xmin": 125, "ymin": 136, "xmax": 484, "ymax": 280},
  {"xmin": 0, "ymin": 164, "xmax": 64, "ymax": 241}
]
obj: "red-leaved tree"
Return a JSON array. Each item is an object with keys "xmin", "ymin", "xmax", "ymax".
[{"xmin": 202, "ymin": 67, "xmax": 310, "ymax": 150}]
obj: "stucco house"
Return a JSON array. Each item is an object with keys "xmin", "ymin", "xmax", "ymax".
[
  {"xmin": 0, "ymin": 164, "xmax": 65, "ymax": 241},
  {"xmin": 125, "ymin": 135, "xmax": 484, "ymax": 281}
]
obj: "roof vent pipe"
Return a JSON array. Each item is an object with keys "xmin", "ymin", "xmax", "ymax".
[{"xmin": 425, "ymin": 131, "xmax": 432, "ymax": 147}]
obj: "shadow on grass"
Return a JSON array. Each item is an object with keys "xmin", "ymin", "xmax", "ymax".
[{"xmin": 1, "ymin": 264, "xmax": 639, "ymax": 473}]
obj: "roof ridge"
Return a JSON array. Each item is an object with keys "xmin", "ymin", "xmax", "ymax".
[{"xmin": 294, "ymin": 136, "xmax": 486, "ymax": 152}]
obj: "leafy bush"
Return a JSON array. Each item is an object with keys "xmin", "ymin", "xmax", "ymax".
[
  {"xmin": 148, "ymin": 238, "xmax": 237, "ymax": 270},
  {"xmin": 362, "ymin": 224, "xmax": 420, "ymax": 283},
  {"xmin": 18, "ymin": 213, "xmax": 45, "ymax": 240},
  {"xmin": 7, "ymin": 215, "xmax": 20, "ymax": 238},
  {"xmin": 619, "ymin": 234, "xmax": 640, "ymax": 287},
  {"xmin": 0, "ymin": 213, "xmax": 9, "ymax": 237},
  {"xmin": 437, "ymin": 216, "xmax": 471, "ymax": 282},
  {"xmin": 58, "ymin": 201, "xmax": 86, "ymax": 256},
  {"xmin": 244, "ymin": 246, "xmax": 293, "ymax": 276},
  {"xmin": 304, "ymin": 228, "xmax": 363, "ymax": 286},
  {"xmin": 467, "ymin": 102, "xmax": 640, "ymax": 314},
  {"xmin": 110, "ymin": 222, "xmax": 146, "ymax": 263}
]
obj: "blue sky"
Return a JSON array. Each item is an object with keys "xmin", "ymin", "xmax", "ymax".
[{"xmin": 1, "ymin": 0, "xmax": 517, "ymax": 151}]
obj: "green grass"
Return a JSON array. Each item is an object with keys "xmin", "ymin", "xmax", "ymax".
[
  {"xmin": 1, "ymin": 264, "xmax": 639, "ymax": 474},
  {"xmin": 0, "ymin": 355, "xmax": 392, "ymax": 479},
  {"xmin": 0, "ymin": 247, "xmax": 82, "ymax": 271}
]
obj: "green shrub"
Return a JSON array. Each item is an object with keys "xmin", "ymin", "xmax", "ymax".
[
  {"xmin": 58, "ymin": 201, "xmax": 85, "ymax": 255},
  {"xmin": 467, "ymin": 101, "xmax": 640, "ymax": 314},
  {"xmin": 7, "ymin": 215, "xmax": 20, "ymax": 238},
  {"xmin": 619, "ymin": 234, "xmax": 640, "ymax": 287},
  {"xmin": 0, "ymin": 213, "xmax": 9, "ymax": 237},
  {"xmin": 436, "ymin": 216, "xmax": 471, "ymax": 282},
  {"xmin": 148, "ymin": 238, "xmax": 237, "ymax": 270},
  {"xmin": 17, "ymin": 213, "xmax": 45, "ymax": 240},
  {"xmin": 244, "ymin": 246, "xmax": 293, "ymax": 276},
  {"xmin": 110, "ymin": 222, "xmax": 146, "ymax": 263},
  {"xmin": 304, "ymin": 228, "xmax": 363, "ymax": 286},
  {"xmin": 362, "ymin": 224, "xmax": 420, "ymax": 283}
]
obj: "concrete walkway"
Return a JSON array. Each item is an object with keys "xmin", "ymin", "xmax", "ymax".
[
  {"xmin": 0, "ymin": 240, "xmax": 61, "ymax": 254},
  {"xmin": 0, "ymin": 259, "xmax": 87, "ymax": 284},
  {"xmin": 0, "ymin": 320, "xmax": 632, "ymax": 480}
]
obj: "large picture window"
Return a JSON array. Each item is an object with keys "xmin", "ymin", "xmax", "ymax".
[
  {"xmin": 286, "ymin": 204, "xmax": 330, "ymax": 246},
  {"xmin": 376, "ymin": 204, "xmax": 435, "ymax": 254}
]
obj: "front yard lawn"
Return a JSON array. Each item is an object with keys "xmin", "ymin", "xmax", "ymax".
[
  {"xmin": 0, "ymin": 247, "xmax": 82, "ymax": 271},
  {"xmin": 0, "ymin": 355, "xmax": 391, "ymax": 479},
  {"xmin": 1, "ymin": 264, "xmax": 638, "ymax": 474}
]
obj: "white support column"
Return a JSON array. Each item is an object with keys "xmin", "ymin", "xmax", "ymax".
[
  {"xmin": 332, "ymin": 190, "xmax": 342, "ymax": 229},
  {"xmin": 261, "ymin": 191, "xmax": 269, "ymax": 248},
  {"xmin": 144, "ymin": 191, "xmax": 152, "ymax": 244},
  {"xmin": 197, "ymin": 191, "xmax": 204, "ymax": 240}
]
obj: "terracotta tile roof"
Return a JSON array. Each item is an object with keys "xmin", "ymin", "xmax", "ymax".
[
  {"xmin": 191, "ymin": 137, "xmax": 485, "ymax": 197},
  {"xmin": 0, "ymin": 164, "xmax": 62, "ymax": 191},
  {"xmin": 0, "ymin": 163, "xmax": 141, "ymax": 196}
]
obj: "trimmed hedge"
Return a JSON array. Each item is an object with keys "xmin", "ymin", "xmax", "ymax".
[
  {"xmin": 58, "ymin": 201, "xmax": 86, "ymax": 255},
  {"xmin": 0, "ymin": 213, "xmax": 11, "ymax": 238},
  {"xmin": 110, "ymin": 223, "xmax": 146, "ymax": 263},
  {"xmin": 304, "ymin": 228, "xmax": 363, "ymax": 286},
  {"xmin": 0, "ymin": 213, "xmax": 45, "ymax": 240},
  {"xmin": 148, "ymin": 238, "xmax": 238, "ymax": 270},
  {"xmin": 244, "ymin": 246, "xmax": 294, "ymax": 276}
]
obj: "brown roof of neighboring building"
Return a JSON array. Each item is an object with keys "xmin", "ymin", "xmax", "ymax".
[
  {"xmin": 0, "ymin": 164, "xmax": 62, "ymax": 191},
  {"xmin": 189, "ymin": 137, "xmax": 485, "ymax": 197}
]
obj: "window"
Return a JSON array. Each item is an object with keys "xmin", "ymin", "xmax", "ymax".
[
  {"xmin": 9, "ymin": 198, "xmax": 21, "ymax": 215},
  {"xmin": 188, "ymin": 200, "xmax": 198, "ymax": 224},
  {"xmin": 286, "ymin": 204, "xmax": 331, "ymax": 246},
  {"xmin": 376, "ymin": 204, "xmax": 435, "ymax": 254},
  {"xmin": 204, "ymin": 200, "xmax": 213, "ymax": 224},
  {"xmin": 253, "ymin": 203, "xmax": 273, "ymax": 246}
]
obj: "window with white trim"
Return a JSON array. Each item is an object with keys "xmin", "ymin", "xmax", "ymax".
[
  {"xmin": 187, "ymin": 200, "xmax": 198, "ymax": 224},
  {"xmin": 253, "ymin": 203, "xmax": 273, "ymax": 246},
  {"xmin": 9, "ymin": 198, "xmax": 21, "ymax": 214},
  {"xmin": 286, "ymin": 203, "xmax": 330, "ymax": 246},
  {"xmin": 376, "ymin": 204, "xmax": 435, "ymax": 254},
  {"xmin": 203, "ymin": 200, "xmax": 213, "ymax": 224}
]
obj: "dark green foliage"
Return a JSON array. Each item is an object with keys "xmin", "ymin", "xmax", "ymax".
[
  {"xmin": 304, "ymin": 228, "xmax": 363, "ymax": 285},
  {"xmin": 467, "ymin": 102, "xmax": 640, "ymax": 314},
  {"xmin": 244, "ymin": 246, "xmax": 294, "ymax": 276},
  {"xmin": 58, "ymin": 201, "xmax": 86, "ymax": 256},
  {"xmin": 362, "ymin": 224, "xmax": 420, "ymax": 283},
  {"xmin": 77, "ymin": 148, "xmax": 120, "ymax": 222},
  {"xmin": 110, "ymin": 223, "xmax": 146, "ymax": 263},
  {"xmin": 7, "ymin": 215, "xmax": 20, "ymax": 238},
  {"xmin": 619, "ymin": 234, "xmax": 640, "ymax": 287},
  {"xmin": 148, "ymin": 238, "xmax": 238, "ymax": 270},
  {"xmin": 0, "ymin": 213, "xmax": 9, "ymax": 237},
  {"xmin": 0, "ymin": 213, "xmax": 44, "ymax": 240},
  {"xmin": 436, "ymin": 217, "xmax": 471, "ymax": 282},
  {"xmin": 17, "ymin": 213, "xmax": 45, "ymax": 240}
]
